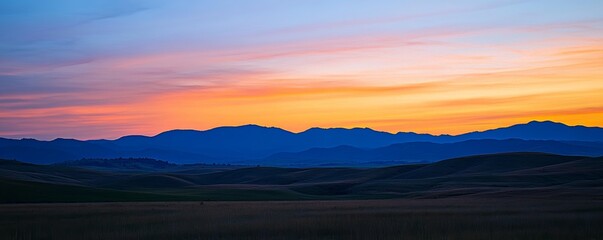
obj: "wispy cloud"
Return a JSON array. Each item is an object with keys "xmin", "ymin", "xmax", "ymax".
[{"xmin": 1, "ymin": 0, "xmax": 602, "ymax": 139}]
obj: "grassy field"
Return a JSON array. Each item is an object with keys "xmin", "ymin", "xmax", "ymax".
[{"xmin": 1, "ymin": 198, "xmax": 602, "ymax": 240}]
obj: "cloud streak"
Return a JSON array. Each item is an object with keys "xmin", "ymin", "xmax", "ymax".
[{"xmin": 1, "ymin": 0, "xmax": 602, "ymax": 139}]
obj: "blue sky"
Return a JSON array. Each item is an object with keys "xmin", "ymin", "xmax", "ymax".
[{"xmin": 1, "ymin": 0, "xmax": 602, "ymax": 139}]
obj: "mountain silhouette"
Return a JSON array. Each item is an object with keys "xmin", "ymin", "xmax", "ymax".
[
  {"xmin": 455, "ymin": 120, "xmax": 603, "ymax": 142},
  {"xmin": 0, "ymin": 121, "xmax": 602, "ymax": 165},
  {"xmin": 260, "ymin": 139, "xmax": 603, "ymax": 166}
]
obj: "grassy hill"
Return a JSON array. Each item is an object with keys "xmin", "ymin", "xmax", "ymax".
[{"xmin": 0, "ymin": 152, "xmax": 601, "ymax": 203}]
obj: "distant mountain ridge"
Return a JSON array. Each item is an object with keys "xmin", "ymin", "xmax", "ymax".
[
  {"xmin": 260, "ymin": 139, "xmax": 603, "ymax": 167},
  {"xmin": 0, "ymin": 121, "xmax": 602, "ymax": 165},
  {"xmin": 454, "ymin": 121, "xmax": 603, "ymax": 142}
]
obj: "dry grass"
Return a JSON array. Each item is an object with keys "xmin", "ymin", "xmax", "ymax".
[{"xmin": 1, "ymin": 198, "xmax": 602, "ymax": 240}]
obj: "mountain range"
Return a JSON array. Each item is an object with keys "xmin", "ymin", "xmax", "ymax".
[
  {"xmin": 260, "ymin": 139, "xmax": 603, "ymax": 166},
  {"xmin": 0, "ymin": 120, "xmax": 602, "ymax": 166}
]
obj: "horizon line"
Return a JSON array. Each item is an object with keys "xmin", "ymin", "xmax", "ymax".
[{"xmin": 2, "ymin": 119, "xmax": 600, "ymax": 141}]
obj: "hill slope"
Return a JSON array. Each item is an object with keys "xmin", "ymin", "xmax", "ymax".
[
  {"xmin": 261, "ymin": 139, "xmax": 603, "ymax": 166},
  {"xmin": 1, "ymin": 152, "xmax": 601, "ymax": 202}
]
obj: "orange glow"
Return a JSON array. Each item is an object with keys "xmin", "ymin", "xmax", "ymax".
[{"xmin": 2, "ymin": 24, "xmax": 602, "ymax": 139}]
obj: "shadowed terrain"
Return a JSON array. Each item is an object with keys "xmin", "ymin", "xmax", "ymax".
[
  {"xmin": 1, "ymin": 152, "xmax": 602, "ymax": 203},
  {"xmin": 1, "ymin": 199, "xmax": 602, "ymax": 240},
  {"xmin": 1, "ymin": 152, "xmax": 602, "ymax": 240},
  {"xmin": 2, "ymin": 121, "xmax": 602, "ymax": 165}
]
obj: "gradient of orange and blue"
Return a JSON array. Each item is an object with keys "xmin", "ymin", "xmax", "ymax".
[{"xmin": 1, "ymin": 0, "xmax": 602, "ymax": 139}]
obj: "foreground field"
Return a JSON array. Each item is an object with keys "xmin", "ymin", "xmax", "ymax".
[{"xmin": 2, "ymin": 198, "xmax": 602, "ymax": 240}]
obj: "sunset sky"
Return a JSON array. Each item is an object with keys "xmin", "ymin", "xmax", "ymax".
[{"xmin": 1, "ymin": 0, "xmax": 602, "ymax": 139}]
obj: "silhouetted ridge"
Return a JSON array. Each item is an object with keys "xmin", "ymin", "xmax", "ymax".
[
  {"xmin": 261, "ymin": 139, "xmax": 603, "ymax": 166},
  {"xmin": 1, "ymin": 121, "xmax": 602, "ymax": 165},
  {"xmin": 456, "ymin": 121, "xmax": 603, "ymax": 142}
]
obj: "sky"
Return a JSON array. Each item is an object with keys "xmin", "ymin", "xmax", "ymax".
[{"xmin": 1, "ymin": 0, "xmax": 602, "ymax": 140}]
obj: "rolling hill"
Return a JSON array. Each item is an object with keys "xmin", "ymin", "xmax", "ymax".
[
  {"xmin": 1, "ymin": 152, "xmax": 602, "ymax": 202},
  {"xmin": 57, "ymin": 158, "xmax": 178, "ymax": 171}
]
